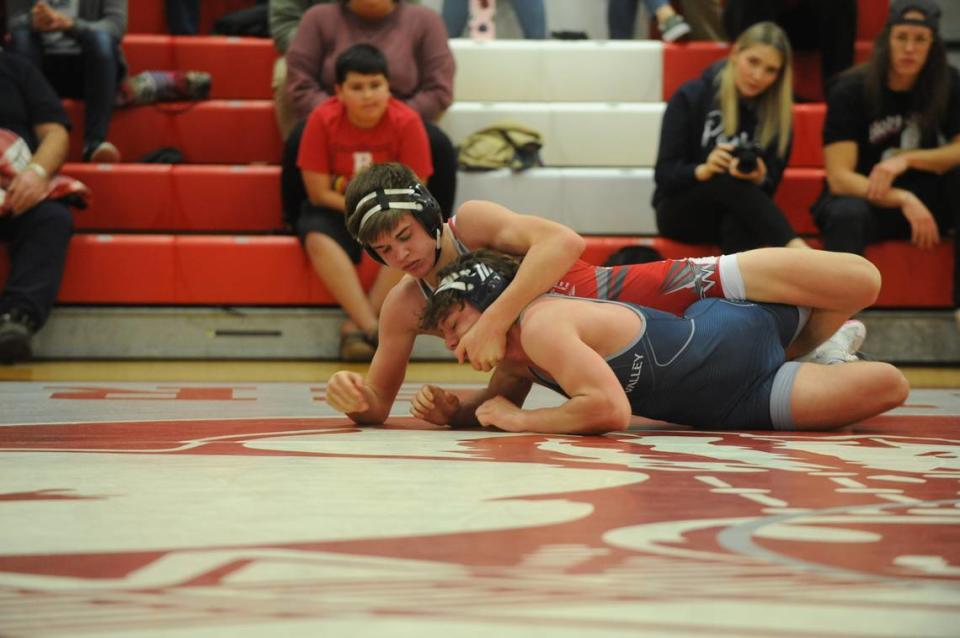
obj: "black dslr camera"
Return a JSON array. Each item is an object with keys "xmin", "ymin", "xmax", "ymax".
[{"xmin": 731, "ymin": 141, "xmax": 762, "ymax": 174}]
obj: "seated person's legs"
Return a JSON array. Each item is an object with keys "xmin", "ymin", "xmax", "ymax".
[
  {"xmin": 607, "ymin": 0, "xmax": 639, "ymax": 39},
  {"xmin": 0, "ymin": 200, "xmax": 74, "ymax": 363},
  {"xmin": 7, "ymin": 27, "xmax": 44, "ymax": 66},
  {"xmin": 812, "ymin": 193, "xmax": 875, "ymax": 254},
  {"xmin": 280, "ymin": 120, "xmax": 309, "ymax": 225},
  {"xmin": 297, "ymin": 204, "xmax": 383, "ymax": 359},
  {"xmin": 165, "ymin": 0, "xmax": 200, "ymax": 35},
  {"xmin": 644, "ymin": 0, "xmax": 691, "ymax": 42},
  {"xmin": 678, "ymin": 0, "xmax": 726, "ymax": 41},
  {"xmin": 512, "ymin": 0, "xmax": 547, "ymax": 39},
  {"xmin": 422, "ymin": 120, "xmax": 457, "ymax": 219},
  {"xmin": 75, "ymin": 28, "xmax": 123, "ymax": 162},
  {"xmin": 722, "ymin": 0, "xmax": 779, "ymax": 40},
  {"xmin": 441, "ymin": 0, "xmax": 470, "ymax": 37},
  {"xmin": 942, "ymin": 167, "xmax": 960, "ymax": 317},
  {"xmin": 658, "ymin": 173, "xmax": 802, "ymax": 250}
]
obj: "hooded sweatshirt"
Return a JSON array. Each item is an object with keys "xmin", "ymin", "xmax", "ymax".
[{"xmin": 652, "ymin": 61, "xmax": 792, "ymax": 208}]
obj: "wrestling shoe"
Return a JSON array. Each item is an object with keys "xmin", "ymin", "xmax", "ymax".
[{"xmin": 799, "ymin": 320, "xmax": 867, "ymax": 365}]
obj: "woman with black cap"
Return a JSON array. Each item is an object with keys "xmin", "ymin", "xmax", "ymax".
[{"xmin": 813, "ymin": 0, "xmax": 960, "ymax": 329}]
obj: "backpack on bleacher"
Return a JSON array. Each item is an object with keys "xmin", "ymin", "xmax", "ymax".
[{"xmin": 457, "ymin": 121, "xmax": 544, "ymax": 171}]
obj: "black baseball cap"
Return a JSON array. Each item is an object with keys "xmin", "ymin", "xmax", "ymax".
[{"xmin": 886, "ymin": 0, "xmax": 941, "ymax": 32}]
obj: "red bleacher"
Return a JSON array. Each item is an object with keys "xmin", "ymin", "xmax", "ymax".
[
  {"xmin": 127, "ymin": 0, "xmax": 260, "ymax": 36},
  {"xmin": 62, "ymin": 99, "xmax": 281, "ymax": 164},
  {"xmin": 122, "ymin": 35, "xmax": 276, "ymax": 100},
  {"xmin": 0, "ymin": 236, "xmax": 379, "ymax": 305},
  {"xmin": 61, "ymin": 162, "xmax": 823, "ymax": 236},
  {"xmin": 2, "ymin": 234, "xmax": 947, "ymax": 308},
  {"xmin": 2, "ymin": 0, "xmax": 951, "ymax": 315},
  {"xmin": 60, "ymin": 164, "xmax": 282, "ymax": 232}
]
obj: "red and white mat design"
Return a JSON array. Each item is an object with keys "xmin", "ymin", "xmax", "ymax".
[{"xmin": 1, "ymin": 383, "xmax": 958, "ymax": 637}]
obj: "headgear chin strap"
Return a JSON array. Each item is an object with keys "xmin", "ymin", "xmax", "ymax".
[
  {"xmin": 355, "ymin": 184, "xmax": 443, "ymax": 266},
  {"xmin": 433, "ymin": 262, "xmax": 510, "ymax": 311}
]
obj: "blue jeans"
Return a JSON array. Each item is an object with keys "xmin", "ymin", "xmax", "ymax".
[
  {"xmin": 813, "ymin": 168, "xmax": 960, "ymax": 306},
  {"xmin": 0, "ymin": 200, "xmax": 74, "ymax": 328},
  {"xmin": 442, "ymin": 0, "xmax": 546, "ymax": 39},
  {"xmin": 9, "ymin": 27, "xmax": 124, "ymax": 157},
  {"xmin": 608, "ymin": 0, "xmax": 670, "ymax": 39}
]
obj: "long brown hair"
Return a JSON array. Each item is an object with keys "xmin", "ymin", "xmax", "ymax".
[{"xmin": 856, "ymin": 21, "xmax": 950, "ymax": 138}]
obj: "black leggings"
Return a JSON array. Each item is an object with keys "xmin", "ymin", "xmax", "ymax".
[{"xmin": 655, "ymin": 174, "xmax": 798, "ymax": 254}]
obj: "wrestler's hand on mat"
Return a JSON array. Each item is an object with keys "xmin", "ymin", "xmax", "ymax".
[
  {"xmin": 410, "ymin": 384, "xmax": 460, "ymax": 425},
  {"xmin": 476, "ymin": 396, "xmax": 523, "ymax": 432},
  {"xmin": 454, "ymin": 313, "xmax": 506, "ymax": 372},
  {"xmin": 326, "ymin": 371, "xmax": 369, "ymax": 414}
]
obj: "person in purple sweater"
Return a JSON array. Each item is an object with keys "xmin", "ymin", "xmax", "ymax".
[{"xmin": 282, "ymin": 0, "xmax": 457, "ymax": 220}]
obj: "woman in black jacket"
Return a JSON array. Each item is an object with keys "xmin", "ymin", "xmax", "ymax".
[{"xmin": 653, "ymin": 21, "xmax": 809, "ymax": 254}]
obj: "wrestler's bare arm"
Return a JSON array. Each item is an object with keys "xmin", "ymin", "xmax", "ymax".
[
  {"xmin": 448, "ymin": 200, "xmax": 585, "ymax": 370},
  {"xmin": 475, "ymin": 302, "xmax": 632, "ymax": 435},
  {"xmin": 325, "ymin": 278, "xmax": 426, "ymax": 424}
]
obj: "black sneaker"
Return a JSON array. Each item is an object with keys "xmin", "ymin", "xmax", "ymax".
[{"xmin": 0, "ymin": 309, "xmax": 35, "ymax": 364}]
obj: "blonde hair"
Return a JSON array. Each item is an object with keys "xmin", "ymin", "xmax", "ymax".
[{"xmin": 717, "ymin": 21, "xmax": 793, "ymax": 158}]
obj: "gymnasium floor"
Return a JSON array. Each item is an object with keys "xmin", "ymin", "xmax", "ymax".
[{"xmin": 1, "ymin": 362, "xmax": 958, "ymax": 637}]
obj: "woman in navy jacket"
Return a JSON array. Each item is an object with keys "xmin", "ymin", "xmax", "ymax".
[{"xmin": 653, "ymin": 21, "xmax": 808, "ymax": 254}]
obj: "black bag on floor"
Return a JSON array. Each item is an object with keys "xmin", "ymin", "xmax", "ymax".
[
  {"xmin": 139, "ymin": 147, "xmax": 184, "ymax": 164},
  {"xmin": 602, "ymin": 245, "xmax": 663, "ymax": 267}
]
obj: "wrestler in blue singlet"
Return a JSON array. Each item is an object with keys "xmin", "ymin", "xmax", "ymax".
[{"xmin": 528, "ymin": 298, "xmax": 806, "ymax": 430}]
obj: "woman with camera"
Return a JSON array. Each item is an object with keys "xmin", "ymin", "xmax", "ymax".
[{"xmin": 653, "ymin": 21, "xmax": 809, "ymax": 253}]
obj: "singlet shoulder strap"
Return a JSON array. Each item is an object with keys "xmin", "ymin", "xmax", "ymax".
[
  {"xmin": 417, "ymin": 278, "xmax": 434, "ymax": 299},
  {"xmin": 447, "ymin": 216, "xmax": 470, "ymax": 255}
]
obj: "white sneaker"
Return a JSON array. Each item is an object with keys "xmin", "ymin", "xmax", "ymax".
[{"xmin": 799, "ymin": 320, "xmax": 867, "ymax": 365}]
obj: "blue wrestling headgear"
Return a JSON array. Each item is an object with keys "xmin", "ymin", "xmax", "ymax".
[
  {"xmin": 433, "ymin": 261, "xmax": 510, "ymax": 311},
  {"xmin": 355, "ymin": 184, "xmax": 443, "ymax": 265}
]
